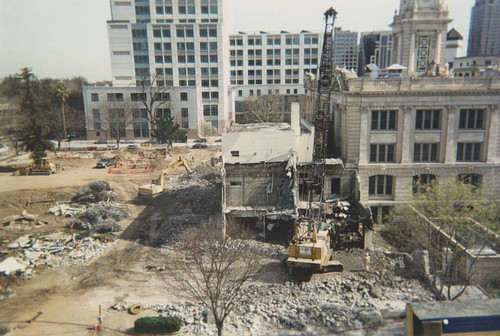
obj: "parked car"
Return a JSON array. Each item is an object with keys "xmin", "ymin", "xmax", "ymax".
[
  {"xmin": 127, "ymin": 144, "xmax": 138, "ymax": 149},
  {"xmin": 96, "ymin": 157, "xmax": 118, "ymax": 168},
  {"xmin": 141, "ymin": 139, "xmax": 157, "ymax": 147}
]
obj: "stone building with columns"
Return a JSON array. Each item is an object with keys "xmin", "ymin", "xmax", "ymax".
[{"xmin": 325, "ymin": 0, "xmax": 500, "ymax": 222}]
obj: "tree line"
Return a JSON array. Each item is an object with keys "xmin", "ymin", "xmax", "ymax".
[{"xmin": 0, "ymin": 67, "xmax": 89, "ymax": 156}]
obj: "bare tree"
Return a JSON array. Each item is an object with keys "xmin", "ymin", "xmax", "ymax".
[
  {"xmin": 199, "ymin": 120, "xmax": 218, "ymax": 139},
  {"xmin": 385, "ymin": 178, "xmax": 500, "ymax": 300},
  {"xmin": 240, "ymin": 93, "xmax": 284, "ymax": 123},
  {"xmin": 99, "ymin": 101, "xmax": 135, "ymax": 149},
  {"xmin": 138, "ymin": 74, "xmax": 172, "ymax": 137},
  {"xmin": 165, "ymin": 221, "xmax": 263, "ymax": 336}
]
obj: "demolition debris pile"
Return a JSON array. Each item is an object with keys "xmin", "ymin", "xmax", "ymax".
[
  {"xmin": 141, "ymin": 165, "xmax": 222, "ymax": 245},
  {"xmin": 140, "ymin": 247, "xmax": 433, "ymax": 336},
  {"xmin": 0, "ymin": 181, "xmax": 128, "ymax": 280}
]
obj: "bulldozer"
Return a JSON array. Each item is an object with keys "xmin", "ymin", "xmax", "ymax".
[
  {"xmin": 18, "ymin": 158, "xmax": 60, "ymax": 175},
  {"xmin": 138, "ymin": 156, "xmax": 192, "ymax": 197}
]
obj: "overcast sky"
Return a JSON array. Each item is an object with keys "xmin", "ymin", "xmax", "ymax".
[{"xmin": 0, "ymin": 0, "xmax": 475, "ymax": 82}]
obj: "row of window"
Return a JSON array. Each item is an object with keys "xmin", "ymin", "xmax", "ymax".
[
  {"xmin": 155, "ymin": 54, "xmax": 218, "ymax": 63},
  {"xmin": 369, "ymin": 143, "xmax": 483, "ymax": 163},
  {"xmin": 91, "ymin": 92, "xmax": 185, "ymax": 102},
  {"xmin": 230, "ymin": 57, "xmax": 317, "ymax": 67},
  {"xmin": 155, "ymin": 4, "xmax": 218, "ymax": 15},
  {"xmin": 371, "ymin": 109, "xmax": 485, "ymax": 131},
  {"xmin": 369, "ymin": 174, "xmax": 482, "ymax": 196},
  {"xmin": 229, "ymin": 36, "xmax": 319, "ymax": 47}
]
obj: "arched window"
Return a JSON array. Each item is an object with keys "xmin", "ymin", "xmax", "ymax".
[
  {"xmin": 412, "ymin": 174, "xmax": 438, "ymax": 193},
  {"xmin": 457, "ymin": 174, "xmax": 481, "ymax": 187},
  {"xmin": 369, "ymin": 175, "xmax": 393, "ymax": 195}
]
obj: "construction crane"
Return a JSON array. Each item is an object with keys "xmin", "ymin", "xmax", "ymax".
[
  {"xmin": 138, "ymin": 156, "xmax": 192, "ymax": 197},
  {"xmin": 285, "ymin": 8, "xmax": 343, "ymax": 273}
]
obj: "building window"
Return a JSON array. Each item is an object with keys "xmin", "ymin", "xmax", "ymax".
[
  {"xmin": 456, "ymin": 143, "xmax": 482, "ymax": 162},
  {"xmin": 92, "ymin": 109, "xmax": 100, "ymax": 119},
  {"xmin": 181, "ymin": 108, "xmax": 189, "ymax": 118},
  {"xmin": 416, "ymin": 110, "xmax": 440, "ymax": 130},
  {"xmin": 457, "ymin": 174, "xmax": 481, "ymax": 187},
  {"xmin": 91, "ymin": 93, "xmax": 99, "ymax": 102},
  {"xmin": 413, "ymin": 143, "xmax": 438, "ymax": 162},
  {"xmin": 133, "ymin": 121, "xmax": 149, "ymax": 138},
  {"xmin": 203, "ymin": 105, "xmax": 218, "ymax": 116},
  {"xmin": 412, "ymin": 174, "xmax": 437, "ymax": 193},
  {"xmin": 131, "ymin": 93, "xmax": 146, "ymax": 101},
  {"xmin": 369, "ymin": 175, "xmax": 393, "ymax": 196},
  {"xmin": 230, "ymin": 151, "xmax": 239, "ymax": 157},
  {"xmin": 94, "ymin": 121, "xmax": 101, "ymax": 130},
  {"xmin": 370, "ymin": 144, "xmax": 395, "ymax": 163},
  {"xmin": 416, "ymin": 35, "xmax": 432, "ymax": 71},
  {"xmin": 156, "ymin": 108, "xmax": 171, "ymax": 119},
  {"xmin": 107, "ymin": 93, "xmax": 123, "ymax": 102},
  {"xmin": 371, "ymin": 110, "xmax": 397, "ymax": 131},
  {"xmin": 459, "ymin": 109, "xmax": 484, "ymax": 129},
  {"xmin": 230, "ymin": 181, "xmax": 242, "ymax": 186},
  {"xmin": 180, "ymin": 92, "xmax": 188, "ymax": 101}
]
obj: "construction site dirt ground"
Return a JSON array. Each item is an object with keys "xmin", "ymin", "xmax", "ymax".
[
  {"xmin": 0, "ymin": 147, "xmax": 225, "ymax": 335},
  {"xmin": 0, "ymin": 146, "xmax": 433, "ymax": 336}
]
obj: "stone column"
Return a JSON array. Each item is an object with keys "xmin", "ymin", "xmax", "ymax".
[
  {"xmin": 486, "ymin": 105, "xmax": 499, "ymax": 163},
  {"xmin": 444, "ymin": 105, "xmax": 457, "ymax": 163},
  {"xmin": 359, "ymin": 106, "xmax": 369, "ymax": 165},
  {"xmin": 435, "ymin": 30, "xmax": 442, "ymax": 66},
  {"xmin": 408, "ymin": 33, "xmax": 416, "ymax": 75},
  {"xmin": 401, "ymin": 105, "xmax": 413, "ymax": 163}
]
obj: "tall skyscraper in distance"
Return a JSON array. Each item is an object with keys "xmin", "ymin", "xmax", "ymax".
[
  {"xmin": 467, "ymin": 0, "xmax": 500, "ymax": 56},
  {"xmin": 332, "ymin": 28, "xmax": 358, "ymax": 71},
  {"xmin": 357, "ymin": 31, "xmax": 393, "ymax": 76}
]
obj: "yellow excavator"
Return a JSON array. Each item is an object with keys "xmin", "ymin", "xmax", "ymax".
[{"xmin": 138, "ymin": 156, "xmax": 192, "ymax": 197}]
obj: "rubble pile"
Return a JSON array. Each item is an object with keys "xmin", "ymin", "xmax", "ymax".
[
  {"xmin": 0, "ymin": 234, "xmax": 114, "ymax": 279},
  {"xmin": 71, "ymin": 181, "xmax": 117, "ymax": 204},
  {"xmin": 49, "ymin": 181, "xmax": 129, "ymax": 235},
  {"xmin": 2, "ymin": 210, "xmax": 47, "ymax": 228},
  {"xmin": 147, "ymin": 166, "xmax": 221, "ymax": 245},
  {"xmin": 70, "ymin": 203, "xmax": 128, "ymax": 234},
  {"xmin": 143, "ymin": 247, "xmax": 432, "ymax": 336}
]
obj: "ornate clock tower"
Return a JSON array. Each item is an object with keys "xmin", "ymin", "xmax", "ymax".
[{"xmin": 391, "ymin": 0, "xmax": 452, "ymax": 76}]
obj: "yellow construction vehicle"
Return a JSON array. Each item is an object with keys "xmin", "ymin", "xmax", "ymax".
[
  {"xmin": 18, "ymin": 158, "xmax": 60, "ymax": 175},
  {"xmin": 286, "ymin": 218, "xmax": 342, "ymax": 272},
  {"xmin": 138, "ymin": 157, "xmax": 192, "ymax": 197}
]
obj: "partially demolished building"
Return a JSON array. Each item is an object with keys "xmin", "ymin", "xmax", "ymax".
[{"xmin": 221, "ymin": 0, "xmax": 500, "ymax": 230}]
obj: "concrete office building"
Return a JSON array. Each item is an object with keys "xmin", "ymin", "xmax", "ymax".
[
  {"xmin": 83, "ymin": 0, "xmax": 234, "ymax": 141},
  {"xmin": 228, "ymin": 31, "xmax": 321, "ymax": 98},
  {"xmin": 467, "ymin": 0, "xmax": 500, "ymax": 56},
  {"xmin": 332, "ymin": 28, "xmax": 358, "ymax": 71},
  {"xmin": 358, "ymin": 31, "xmax": 393, "ymax": 76}
]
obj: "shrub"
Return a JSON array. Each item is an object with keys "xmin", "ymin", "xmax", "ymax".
[{"xmin": 134, "ymin": 315, "xmax": 183, "ymax": 334}]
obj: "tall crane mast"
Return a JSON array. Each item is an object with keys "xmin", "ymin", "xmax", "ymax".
[
  {"xmin": 284, "ymin": 8, "xmax": 343, "ymax": 273},
  {"xmin": 313, "ymin": 7, "xmax": 337, "ymax": 163},
  {"xmin": 308, "ymin": 7, "xmax": 337, "ymax": 221}
]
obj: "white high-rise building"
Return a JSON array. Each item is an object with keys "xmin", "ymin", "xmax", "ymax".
[
  {"xmin": 228, "ymin": 31, "xmax": 321, "ymax": 98},
  {"xmin": 83, "ymin": 0, "xmax": 234, "ymax": 141}
]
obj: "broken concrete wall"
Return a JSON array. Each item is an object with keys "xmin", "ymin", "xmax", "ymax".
[{"xmin": 225, "ymin": 163, "xmax": 294, "ymax": 209}]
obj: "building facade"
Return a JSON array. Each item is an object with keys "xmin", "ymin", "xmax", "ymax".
[
  {"xmin": 328, "ymin": 0, "xmax": 500, "ymax": 222},
  {"xmin": 467, "ymin": 0, "xmax": 500, "ymax": 56},
  {"xmin": 390, "ymin": 0, "xmax": 451, "ymax": 76},
  {"xmin": 453, "ymin": 55, "xmax": 500, "ymax": 78},
  {"xmin": 332, "ymin": 28, "xmax": 358, "ymax": 71},
  {"xmin": 358, "ymin": 31, "xmax": 393, "ymax": 76},
  {"xmin": 83, "ymin": 0, "xmax": 234, "ymax": 140}
]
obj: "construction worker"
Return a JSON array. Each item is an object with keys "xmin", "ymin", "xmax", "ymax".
[{"xmin": 364, "ymin": 252, "xmax": 371, "ymax": 272}]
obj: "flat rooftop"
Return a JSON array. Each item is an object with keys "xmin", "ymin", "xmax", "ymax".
[
  {"xmin": 228, "ymin": 123, "xmax": 291, "ymax": 133},
  {"xmin": 409, "ymin": 299, "xmax": 500, "ymax": 321}
]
